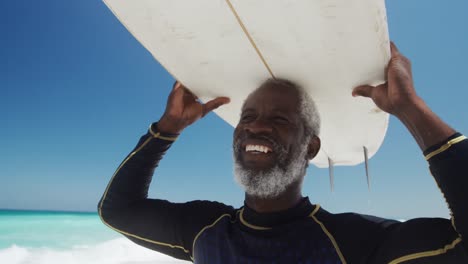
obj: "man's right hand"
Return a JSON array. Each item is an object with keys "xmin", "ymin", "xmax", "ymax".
[{"xmin": 157, "ymin": 81, "xmax": 230, "ymax": 134}]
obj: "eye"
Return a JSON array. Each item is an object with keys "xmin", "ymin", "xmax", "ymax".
[
  {"xmin": 240, "ymin": 114, "xmax": 255, "ymax": 123},
  {"xmin": 273, "ymin": 116, "xmax": 289, "ymax": 124}
]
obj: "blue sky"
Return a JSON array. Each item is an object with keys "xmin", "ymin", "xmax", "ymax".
[{"xmin": 1, "ymin": 0, "xmax": 467, "ymax": 219}]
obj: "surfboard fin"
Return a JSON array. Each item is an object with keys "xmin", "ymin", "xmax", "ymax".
[
  {"xmin": 328, "ymin": 157, "xmax": 334, "ymax": 192},
  {"xmin": 363, "ymin": 146, "xmax": 370, "ymax": 191}
]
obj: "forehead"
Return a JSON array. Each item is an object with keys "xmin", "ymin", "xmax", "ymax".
[{"xmin": 242, "ymin": 83, "xmax": 301, "ymax": 113}]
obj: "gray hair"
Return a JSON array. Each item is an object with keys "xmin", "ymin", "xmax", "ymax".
[{"xmin": 253, "ymin": 78, "xmax": 321, "ymax": 140}]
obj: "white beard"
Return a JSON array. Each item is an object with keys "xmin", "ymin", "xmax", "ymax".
[{"xmin": 233, "ymin": 145, "xmax": 308, "ymax": 199}]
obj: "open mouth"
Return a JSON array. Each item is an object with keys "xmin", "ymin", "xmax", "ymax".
[
  {"xmin": 235, "ymin": 138, "xmax": 283, "ymax": 170},
  {"xmin": 244, "ymin": 144, "xmax": 273, "ymax": 154},
  {"xmin": 240, "ymin": 143, "xmax": 275, "ymax": 170},
  {"xmin": 234, "ymin": 136, "xmax": 282, "ymax": 169}
]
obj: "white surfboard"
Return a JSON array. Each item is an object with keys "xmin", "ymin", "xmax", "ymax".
[{"xmin": 104, "ymin": 0, "xmax": 390, "ymax": 169}]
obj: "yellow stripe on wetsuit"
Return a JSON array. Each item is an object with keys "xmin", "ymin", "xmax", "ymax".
[{"xmin": 425, "ymin": 135, "xmax": 466, "ymax": 160}]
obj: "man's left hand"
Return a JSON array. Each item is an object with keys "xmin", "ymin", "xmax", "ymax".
[{"xmin": 352, "ymin": 42, "xmax": 422, "ymax": 117}]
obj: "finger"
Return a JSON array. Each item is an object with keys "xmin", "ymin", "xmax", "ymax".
[
  {"xmin": 182, "ymin": 87, "xmax": 199, "ymax": 100},
  {"xmin": 173, "ymin": 81, "xmax": 181, "ymax": 91},
  {"xmin": 202, "ymin": 97, "xmax": 231, "ymax": 116},
  {"xmin": 182, "ymin": 89, "xmax": 199, "ymax": 109},
  {"xmin": 170, "ymin": 81, "xmax": 185, "ymax": 105},
  {"xmin": 390, "ymin": 41, "xmax": 400, "ymax": 57},
  {"xmin": 352, "ymin": 85, "xmax": 374, "ymax": 98}
]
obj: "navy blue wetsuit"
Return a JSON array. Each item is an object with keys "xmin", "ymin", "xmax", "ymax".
[{"xmin": 98, "ymin": 123, "xmax": 468, "ymax": 263}]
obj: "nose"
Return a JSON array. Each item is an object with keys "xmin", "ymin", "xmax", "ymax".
[{"xmin": 244, "ymin": 118, "xmax": 273, "ymax": 135}]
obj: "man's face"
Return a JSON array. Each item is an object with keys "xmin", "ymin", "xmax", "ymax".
[{"xmin": 233, "ymin": 83, "xmax": 309, "ymax": 198}]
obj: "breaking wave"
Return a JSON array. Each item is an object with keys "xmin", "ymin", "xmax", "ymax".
[{"xmin": 0, "ymin": 238, "xmax": 188, "ymax": 264}]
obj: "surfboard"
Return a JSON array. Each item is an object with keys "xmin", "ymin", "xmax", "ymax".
[{"xmin": 103, "ymin": 0, "xmax": 390, "ymax": 169}]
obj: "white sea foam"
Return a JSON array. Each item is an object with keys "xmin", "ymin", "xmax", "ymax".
[{"xmin": 0, "ymin": 238, "xmax": 189, "ymax": 264}]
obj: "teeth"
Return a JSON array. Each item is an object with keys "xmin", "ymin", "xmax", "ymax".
[{"xmin": 245, "ymin": 145, "xmax": 271, "ymax": 153}]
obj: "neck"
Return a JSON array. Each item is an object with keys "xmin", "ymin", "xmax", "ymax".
[{"xmin": 244, "ymin": 182, "xmax": 303, "ymax": 213}]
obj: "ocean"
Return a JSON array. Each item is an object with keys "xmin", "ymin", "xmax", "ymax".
[{"xmin": 0, "ymin": 210, "xmax": 188, "ymax": 264}]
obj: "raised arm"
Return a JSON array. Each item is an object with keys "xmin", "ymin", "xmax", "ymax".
[
  {"xmin": 353, "ymin": 42, "xmax": 455, "ymax": 150},
  {"xmin": 98, "ymin": 82, "xmax": 231, "ymax": 261},
  {"xmin": 353, "ymin": 42, "xmax": 468, "ymax": 255}
]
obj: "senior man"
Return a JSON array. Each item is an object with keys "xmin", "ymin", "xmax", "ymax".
[{"xmin": 98, "ymin": 43, "xmax": 467, "ymax": 263}]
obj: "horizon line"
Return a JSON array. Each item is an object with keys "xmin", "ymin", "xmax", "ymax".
[{"xmin": 0, "ymin": 208, "xmax": 97, "ymax": 214}]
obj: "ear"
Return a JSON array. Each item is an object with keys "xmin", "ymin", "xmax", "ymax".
[{"xmin": 306, "ymin": 135, "xmax": 321, "ymax": 160}]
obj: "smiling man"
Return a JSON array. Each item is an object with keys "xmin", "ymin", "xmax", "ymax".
[
  {"xmin": 232, "ymin": 80, "xmax": 321, "ymax": 213},
  {"xmin": 99, "ymin": 43, "xmax": 468, "ymax": 263}
]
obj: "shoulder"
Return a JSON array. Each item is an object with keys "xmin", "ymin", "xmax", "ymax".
[
  {"xmin": 314, "ymin": 207, "xmax": 467, "ymax": 263},
  {"xmin": 175, "ymin": 200, "xmax": 237, "ymax": 224},
  {"xmin": 312, "ymin": 206, "xmax": 400, "ymax": 263},
  {"xmin": 371, "ymin": 217, "xmax": 467, "ymax": 263},
  {"xmin": 314, "ymin": 206, "xmax": 399, "ymax": 232},
  {"xmin": 183, "ymin": 200, "xmax": 236, "ymax": 211}
]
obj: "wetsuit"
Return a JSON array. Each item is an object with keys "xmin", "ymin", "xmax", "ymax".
[{"xmin": 98, "ymin": 123, "xmax": 468, "ymax": 263}]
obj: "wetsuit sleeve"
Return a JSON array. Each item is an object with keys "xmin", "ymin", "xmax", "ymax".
[
  {"xmin": 98, "ymin": 123, "xmax": 234, "ymax": 261},
  {"xmin": 425, "ymin": 133, "xmax": 468, "ymax": 246},
  {"xmin": 369, "ymin": 133, "xmax": 468, "ymax": 263},
  {"xmin": 298, "ymin": 134, "xmax": 468, "ymax": 263}
]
